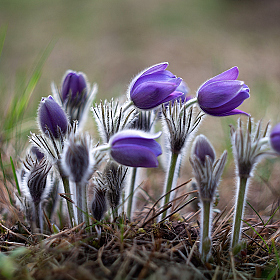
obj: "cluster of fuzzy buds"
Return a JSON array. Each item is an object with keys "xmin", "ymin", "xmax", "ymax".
[{"xmin": 19, "ymin": 62, "xmax": 258, "ymax": 264}]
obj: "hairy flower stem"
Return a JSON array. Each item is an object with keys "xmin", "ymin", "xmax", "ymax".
[
  {"xmin": 33, "ymin": 202, "xmax": 43, "ymax": 233},
  {"xmin": 62, "ymin": 176, "xmax": 75, "ymax": 228},
  {"xmin": 201, "ymin": 200, "xmax": 211, "ymax": 261},
  {"xmin": 162, "ymin": 152, "xmax": 179, "ymax": 219},
  {"xmin": 127, "ymin": 167, "xmax": 137, "ymax": 220},
  {"xmin": 231, "ymin": 176, "xmax": 248, "ymax": 249},
  {"xmin": 76, "ymin": 182, "xmax": 87, "ymax": 225},
  {"xmin": 84, "ymin": 186, "xmax": 90, "ymax": 227}
]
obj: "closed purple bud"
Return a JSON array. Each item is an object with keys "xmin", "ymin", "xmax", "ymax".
[
  {"xmin": 61, "ymin": 71, "xmax": 87, "ymax": 105},
  {"xmin": 270, "ymin": 123, "xmax": 280, "ymax": 153},
  {"xmin": 38, "ymin": 96, "xmax": 68, "ymax": 138},
  {"xmin": 109, "ymin": 130, "xmax": 162, "ymax": 168},
  {"xmin": 197, "ymin": 67, "xmax": 250, "ymax": 117},
  {"xmin": 129, "ymin": 62, "xmax": 183, "ymax": 110},
  {"xmin": 193, "ymin": 135, "xmax": 215, "ymax": 165}
]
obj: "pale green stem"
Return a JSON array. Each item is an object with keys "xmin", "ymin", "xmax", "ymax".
[
  {"xmin": 33, "ymin": 202, "xmax": 43, "ymax": 233},
  {"xmin": 61, "ymin": 176, "xmax": 75, "ymax": 228},
  {"xmin": 161, "ymin": 152, "xmax": 179, "ymax": 219},
  {"xmin": 126, "ymin": 167, "xmax": 137, "ymax": 220},
  {"xmin": 92, "ymin": 144, "xmax": 110, "ymax": 153},
  {"xmin": 201, "ymin": 200, "xmax": 211, "ymax": 262},
  {"xmin": 84, "ymin": 184, "xmax": 90, "ymax": 227},
  {"xmin": 76, "ymin": 182, "xmax": 86, "ymax": 225},
  {"xmin": 122, "ymin": 100, "xmax": 134, "ymax": 112},
  {"xmin": 231, "ymin": 176, "xmax": 248, "ymax": 249}
]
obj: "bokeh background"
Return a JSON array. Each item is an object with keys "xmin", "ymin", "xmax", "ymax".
[{"xmin": 1, "ymin": 0, "xmax": 280, "ymax": 217}]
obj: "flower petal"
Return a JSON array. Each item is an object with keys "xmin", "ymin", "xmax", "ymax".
[
  {"xmin": 161, "ymin": 90, "xmax": 184, "ymax": 104},
  {"xmin": 202, "ymin": 67, "xmax": 239, "ymax": 88},
  {"xmin": 131, "ymin": 71, "xmax": 177, "ymax": 93},
  {"xmin": 141, "ymin": 62, "xmax": 168, "ymax": 76},
  {"xmin": 197, "ymin": 80, "xmax": 245, "ymax": 108},
  {"xmin": 111, "ymin": 144, "xmax": 159, "ymax": 167},
  {"xmin": 270, "ymin": 123, "xmax": 280, "ymax": 153},
  {"xmin": 132, "ymin": 80, "xmax": 181, "ymax": 109},
  {"xmin": 112, "ymin": 137, "xmax": 162, "ymax": 157}
]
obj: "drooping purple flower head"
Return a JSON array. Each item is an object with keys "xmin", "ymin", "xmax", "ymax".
[
  {"xmin": 270, "ymin": 123, "xmax": 280, "ymax": 153},
  {"xmin": 38, "ymin": 96, "xmax": 68, "ymax": 138},
  {"xmin": 61, "ymin": 71, "xmax": 87, "ymax": 105},
  {"xmin": 129, "ymin": 62, "xmax": 183, "ymax": 110},
  {"xmin": 197, "ymin": 67, "xmax": 250, "ymax": 117},
  {"xmin": 109, "ymin": 130, "xmax": 162, "ymax": 167},
  {"xmin": 193, "ymin": 135, "xmax": 215, "ymax": 165}
]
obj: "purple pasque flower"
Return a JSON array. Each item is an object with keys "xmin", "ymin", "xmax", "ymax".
[
  {"xmin": 270, "ymin": 123, "xmax": 280, "ymax": 153},
  {"xmin": 197, "ymin": 67, "xmax": 250, "ymax": 116},
  {"xmin": 109, "ymin": 130, "xmax": 162, "ymax": 167},
  {"xmin": 38, "ymin": 96, "xmax": 68, "ymax": 138},
  {"xmin": 61, "ymin": 70, "xmax": 87, "ymax": 105},
  {"xmin": 129, "ymin": 62, "xmax": 183, "ymax": 110}
]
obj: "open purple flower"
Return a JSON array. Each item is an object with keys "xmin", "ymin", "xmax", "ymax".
[
  {"xmin": 270, "ymin": 123, "xmax": 280, "ymax": 153},
  {"xmin": 38, "ymin": 96, "xmax": 68, "ymax": 138},
  {"xmin": 61, "ymin": 71, "xmax": 87, "ymax": 105},
  {"xmin": 197, "ymin": 67, "xmax": 250, "ymax": 116},
  {"xmin": 129, "ymin": 62, "xmax": 183, "ymax": 110},
  {"xmin": 109, "ymin": 130, "xmax": 162, "ymax": 167}
]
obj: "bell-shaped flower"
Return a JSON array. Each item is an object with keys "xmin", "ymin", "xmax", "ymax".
[
  {"xmin": 109, "ymin": 130, "xmax": 162, "ymax": 167},
  {"xmin": 129, "ymin": 62, "xmax": 183, "ymax": 110},
  {"xmin": 38, "ymin": 96, "xmax": 68, "ymax": 139},
  {"xmin": 61, "ymin": 70, "xmax": 87, "ymax": 105},
  {"xmin": 197, "ymin": 67, "xmax": 250, "ymax": 116},
  {"xmin": 270, "ymin": 123, "xmax": 280, "ymax": 154}
]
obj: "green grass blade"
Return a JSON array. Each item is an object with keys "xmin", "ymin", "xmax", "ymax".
[
  {"xmin": 10, "ymin": 156, "xmax": 21, "ymax": 197},
  {"xmin": 3, "ymin": 40, "xmax": 55, "ymax": 134},
  {"xmin": 267, "ymin": 240, "xmax": 279, "ymax": 280},
  {"xmin": 0, "ymin": 153, "xmax": 13, "ymax": 206},
  {"xmin": 242, "ymin": 219, "xmax": 271, "ymax": 253},
  {"xmin": 247, "ymin": 201, "xmax": 265, "ymax": 225},
  {"xmin": 264, "ymin": 204, "xmax": 280, "ymax": 227}
]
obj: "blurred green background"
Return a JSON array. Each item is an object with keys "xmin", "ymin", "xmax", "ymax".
[
  {"xmin": 1, "ymin": 0, "xmax": 280, "ymax": 214},
  {"xmin": 1, "ymin": 0, "xmax": 280, "ymax": 118}
]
